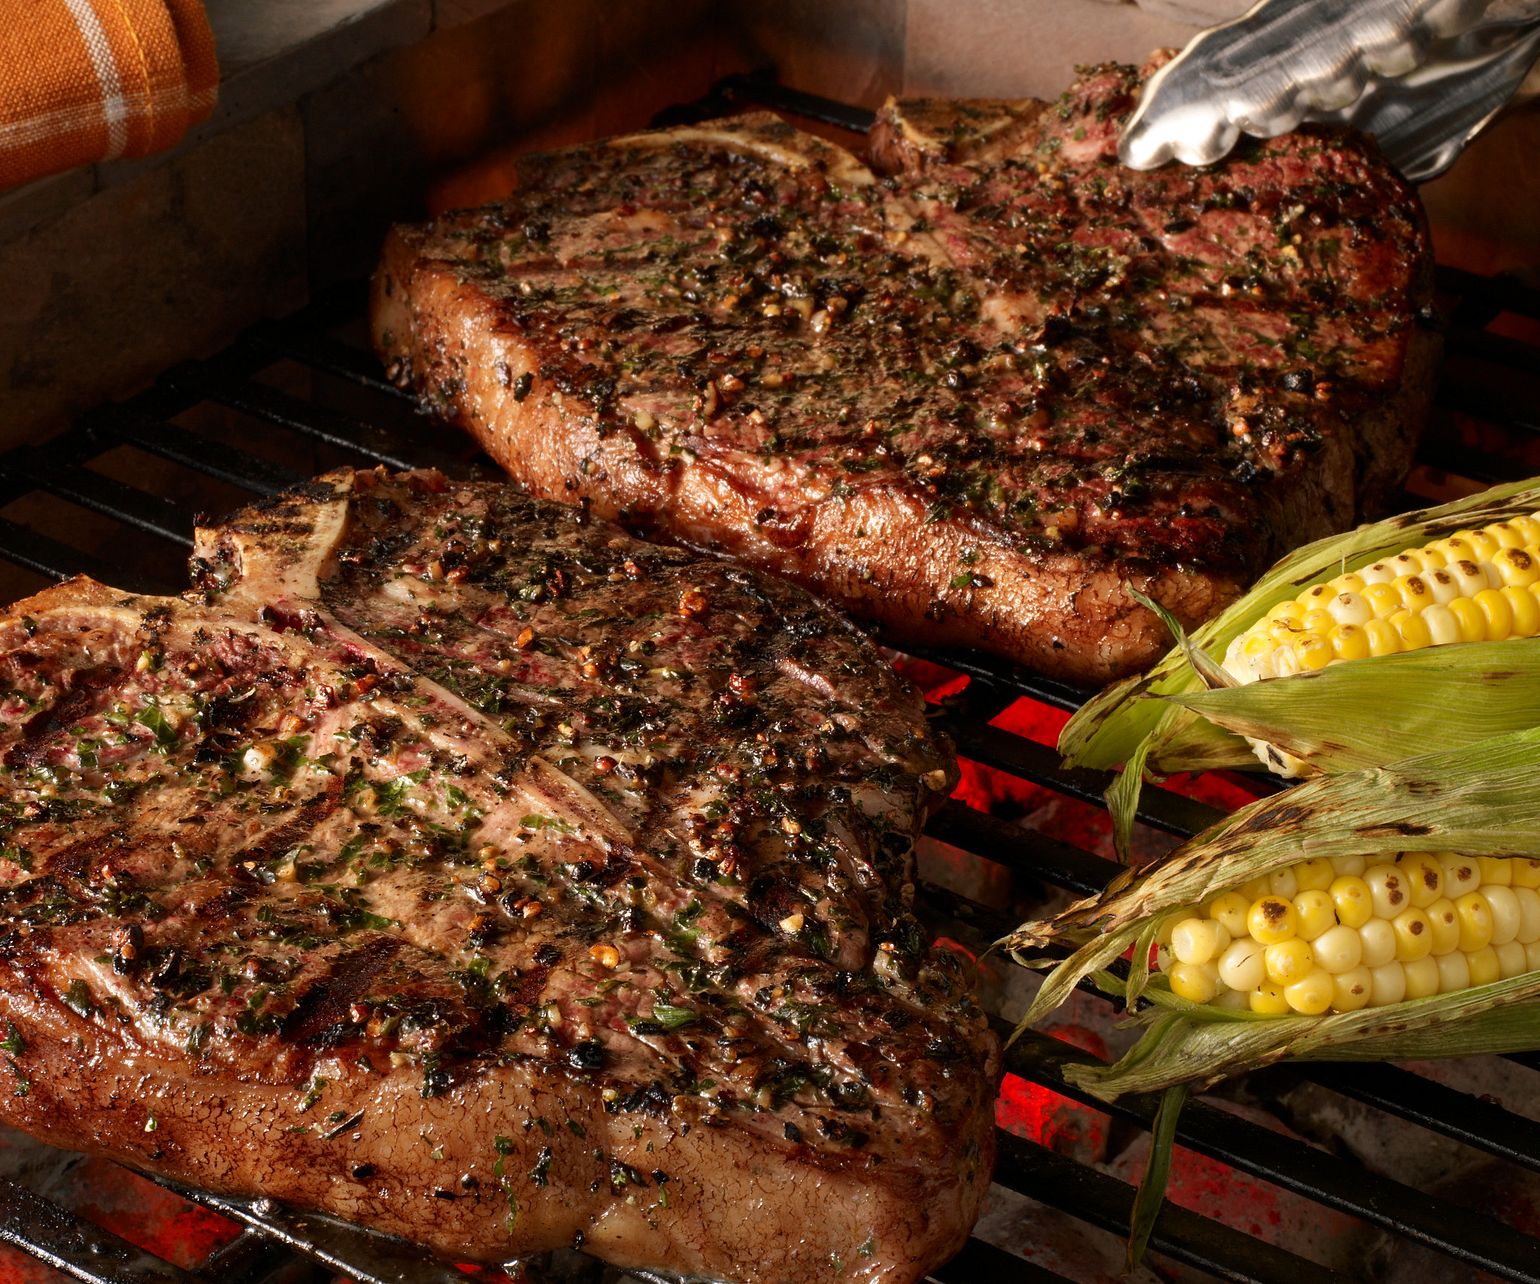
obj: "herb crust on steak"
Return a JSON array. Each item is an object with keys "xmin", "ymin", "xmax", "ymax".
[
  {"xmin": 0, "ymin": 469, "xmax": 993, "ymax": 1284},
  {"xmin": 372, "ymin": 61, "xmax": 1437, "ymax": 685}
]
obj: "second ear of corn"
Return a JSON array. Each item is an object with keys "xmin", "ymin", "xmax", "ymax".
[
  {"xmin": 1223, "ymin": 515, "xmax": 1540, "ymax": 683},
  {"xmin": 1159, "ymin": 852, "xmax": 1540, "ymax": 1015}
]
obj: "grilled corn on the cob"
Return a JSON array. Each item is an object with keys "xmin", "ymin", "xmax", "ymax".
[
  {"xmin": 1159, "ymin": 852, "xmax": 1540, "ymax": 1014},
  {"xmin": 1223, "ymin": 515, "xmax": 1540, "ymax": 684}
]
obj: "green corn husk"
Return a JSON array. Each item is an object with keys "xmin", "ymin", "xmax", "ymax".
[
  {"xmin": 1004, "ymin": 725, "xmax": 1540, "ymax": 1102},
  {"xmin": 1058, "ymin": 476, "xmax": 1540, "ymax": 857}
]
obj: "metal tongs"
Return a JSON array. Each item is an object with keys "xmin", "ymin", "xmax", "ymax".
[{"xmin": 1121, "ymin": 0, "xmax": 1540, "ymax": 180}]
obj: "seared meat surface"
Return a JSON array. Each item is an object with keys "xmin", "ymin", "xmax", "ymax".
[
  {"xmin": 0, "ymin": 470, "xmax": 993, "ymax": 1284},
  {"xmin": 372, "ymin": 63, "xmax": 1436, "ymax": 685}
]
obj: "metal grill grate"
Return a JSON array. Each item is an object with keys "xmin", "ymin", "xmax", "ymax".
[{"xmin": 2, "ymin": 75, "xmax": 1540, "ymax": 1284}]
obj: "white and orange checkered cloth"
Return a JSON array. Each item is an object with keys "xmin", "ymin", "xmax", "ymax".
[{"xmin": 0, "ymin": 0, "xmax": 217, "ymax": 190}]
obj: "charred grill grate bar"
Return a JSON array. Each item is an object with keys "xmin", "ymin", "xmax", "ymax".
[{"xmin": 0, "ymin": 76, "xmax": 1538, "ymax": 1284}]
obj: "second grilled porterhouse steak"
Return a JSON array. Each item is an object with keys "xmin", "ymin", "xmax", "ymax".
[
  {"xmin": 0, "ymin": 470, "xmax": 992, "ymax": 1284},
  {"xmin": 373, "ymin": 63, "xmax": 1436, "ymax": 685}
]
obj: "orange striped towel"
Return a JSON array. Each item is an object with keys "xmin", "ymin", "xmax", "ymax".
[{"xmin": 0, "ymin": 0, "xmax": 217, "ymax": 190}]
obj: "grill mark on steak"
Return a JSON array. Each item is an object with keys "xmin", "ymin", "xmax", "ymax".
[
  {"xmin": 371, "ymin": 64, "xmax": 1436, "ymax": 684},
  {"xmin": 0, "ymin": 469, "xmax": 993, "ymax": 1284}
]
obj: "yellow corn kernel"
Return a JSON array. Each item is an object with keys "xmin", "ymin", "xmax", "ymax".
[
  {"xmin": 1330, "ymin": 876, "xmax": 1373, "ymax": 928},
  {"xmin": 1359, "ymin": 919, "xmax": 1398, "ymax": 967},
  {"xmin": 1297, "ymin": 583, "xmax": 1334, "ymax": 609},
  {"xmin": 1467, "ymin": 945, "xmax": 1501, "ymax": 987},
  {"xmin": 1293, "ymin": 889, "xmax": 1335, "ymax": 941},
  {"xmin": 1242, "ymin": 631, "xmax": 1279, "ymax": 659},
  {"xmin": 1284, "ymin": 969, "xmax": 1334, "ymax": 1015},
  {"xmin": 1435, "ymin": 951, "xmax": 1470, "ymax": 994},
  {"xmin": 1447, "ymin": 596, "xmax": 1486, "ymax": 642},
  {"xmin": 1497, "ymin": 940, "xmax": 1529, "ymax": 978},
  {"xmin": 1238, "ymin": 877, "xmax": 1271, "ymax": 903},
  {"xmin": 1361, "ymin": 581, "xmax": 1403, "ymax": 618},
  {"xmin": 1446, "ymin": 530, "xmax": 1499, "ymax": 563},
  {"xmin": 1515, "ymin": 886, "xmax": 1540, "ymax": 942},
  {"xmin": 1364, "ymin": 863, "xmax": 1411, "ymax": 920},
  {"xmin": 1418, "ymin": 604, "xmax": 1461, "ymax": 646},
  {"xmin": 1477, "ymin": 856, "xmax": 1513, "ymax": 887},
  {"xmin": 1502, "ymin": 585, "xmax": 1540, "ymax": 637},
  {"xmin": 1421, "ymin": 567, "xmax": 1461, "ymax": 606},
  {"xmin": 1391, "ymin": 907, "xmax": 1433, "ymax": 962},
  {"xmin": 1267, "ymin": 867, "xmax": 1299, "ymax": 899},
  {"xmin": 1213, "ymin": 988, "xmax": 1251, "ymax": 1011},
  {"xmin": 1396, "ymin": 852, "xmax": 1444, "ymax": 908},
  {"xmin": 1425, "ymin": 898, "xmax": 1460, "ymax": 955},
  {"xmin": 1333, "ymin": 853, "xmax": 1367, "ymax": 877},
  {"xmin": 1455, "ymin": 891, "xmax": 1495, "ymax": 953},
  {"xmin": 1295, "ymin": 635, "xmax": 1334, "ymax": 670},
  {"xmin": 1250, "ymin": 981, "xmax": 1290, "ymax": 1015},
  {"xmin": 1331, "ymin": 966, "xmax": 1373, "ymax": 1012},
  {"xmin": 1392, "ymin": 574, "xmax": 1433, "ymax": 612},
  {"xmin": 1511, "ymin": 515, "xmax": 1540, "ymax": 544},
  {"xmin": 1300, "ymin": 608, "xmax": 1335, "ymax": 635},
  {"xmin": 1394, "ymin": 608, "xmax": 1436, "ymax": 649},
  {"xmin": 1172, "ymin": 917, "xmax": 1228, "ymax": 965},
  {"xmin": 1218, "ymin": 938, "xmax": 1266, "ymax": 991},
  {"xmin": 1207, "ymin": 891, "xmax": 1252, "ymax": 938},
  {"xmin": 1369, "ymin": 961, "xmax": 1406, "ymax": 1006},
  {"xmin": 1402, "ymin": 956, "xmax": 1440, "ymax": 999},
  {"xmin": 1474, "ymin": 588, "xmax": 1514, "ymax": 640},
  {"xmin": 1360, "ymin": 617, "xmax": 1402, "ymax": 656},
  {"xmin": 1293, "ymin": 858, "xmax": 1336, "ymax": 892},
  {"xmin": 1487, "ymin": 522, "xmax": 1528, "ymax": 550},
  {"xmin": 1264, "ymin": 938, "xmax": 1316, "ymax": 985},
  {"xmin": 1484, "ymin": 887, "xmax": 1521, "ymax": 946},
  {"xmin": 1335, "ymin": 572, "xmax": 1367, "ymax": 594},
  {"xmin": 1529, "ymin": 941, "xmax": 1540, "ymax": 972},
  {"xmin": 1438, "ymin": 852, "xmax": 1481, "ymax": 897},
  {"xmin": 1325, "ymin": 591, "xmax": 1372, "ymax": 627},
  {"xmin": 1493, "ymin": 546, "xmax": 1540, "ymax": 587},
  {"xmin": 1358, "ymin": 560, "xmax": 1397, "ymax": 586},
  {"xmin": 1311, "ymin": 924, "xmax": 1363, "ymax": 974},
  {"xmin": 1512, "ymin": 859, "xmax": 1540, "ymax": 889},
  {"xmin": 1330, "ymin": 624, "xmax": 1371, "ymax": 661},
  {"xmin": 1167, "ymin": 960, "xmax": 1219, "ymax": 1003},
  {"xmin": 1266, "ymin": 599, "xmax": 1305, "ymax": 626},
  {"xmin": 1442, "ymin": 557, "xmax": 1492, "ymax": 601}
]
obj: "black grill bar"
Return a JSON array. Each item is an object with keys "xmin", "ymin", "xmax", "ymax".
[
  {"xmin": 91, "ymin": 411, "xmax": 306, "ymax": 497},
  {"xmin": 1, "ymin": 449, "xmax": 193, "ymax": 546},
  {"xmin": 0, "ymin": 1176, "xmax": 198, "ymax": 1284}
]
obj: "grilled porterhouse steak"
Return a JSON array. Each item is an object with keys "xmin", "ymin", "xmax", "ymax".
[
  {"xmin": 0, "ymin": 470, "xmax": 994, "ymax": 1284},
  {"xmin": 372, "ymin": 62, "xmax": 1437, "ymax": 685}
]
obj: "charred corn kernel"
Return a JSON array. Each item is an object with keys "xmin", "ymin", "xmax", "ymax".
[
  {"xmin": 1358, "ymin": 560, "xmax": 1397, "ymax": 585},
  {"xmin": 1456, "ymin": 891, "xmax": 1495, "ymax": 952},
  {"xmin": 1444, "ymin": 557, "xmax": 1493, "ymax": 600},
  {"xmin": 1284, "ymin": 969, "xmax": 1335, "ymax": 1014},
  {"xmin": 1264, "ymin": 938, "xmax": 1316, "ymax": 985},
  {"xmin": 1425, "ymin": 898, "xmax": 1460, "ymax": 955},
  {"xmin": 1219, "ymin": 938, "xmax": 1266, "ymax": 991},
  {"xmin": 1267, "ymin": 867, "xmax": 1299, "ymax": 899},
  {"xmin": 1439, "ymin": 853, "xmax": 1481, "ymax": 897},
  {"xmin": 1330, "ymin": 876, "xmax": 1373, "ymax": 928},
  {"xmin": 1497, "ymin": 940, "xmax": 1529, "ymax": 979},
  {"xmin": 1295, "ymin": 635, "xmax": 1334, "ymax": 670},
  {"xmin": 1392, "ymin": 574, "xmax": 1431, "ymax": 611},
  {"xmin": 1504, "ymin": 584, "xmax": 1540, "ymax": 636},
  {"xmin": 1468, "ymin": 945, "xmax": 1501, "ymax": 987},
  {"xmin": 1250, "ymin": 981, "xmax": 1290, "ymax": 1014},
  {"xmin": 1293, "ymin": 890, "xmax": 1336, "ymax": 941},
  {"xmin": 1402, "ymin": 956, "xmax": 1440, "ymax": 1000},
  {"xmin": 1208, "ymin": 891, "xmax": 1252, "ymax": 937},
  {"xmin": 1484, "ymin": 886, "xmax": 1522, "ymax": 946},
  {"xmin": 1436, "ymin": 951, "xmax": 1471, "ymax": 994},
  {"xmin": 1396, "ymin": 852, "xmax": 1444, "ymax": 908},
  {"xmin": 1513, "ymin": 859, "xmax": 1540, "ymax": 889},
  {"xmin": 1391, "ymin": 907, "xmax": 1434, "ymax": 962},
  {"xmin": 1423, "ymin": 567, "xmax": 1461, "ymax": 606},
  {"xmin": 1167, "ymin": 960, "xmax": 1220, "ymax": 1003},
  {"xmin": 1172, "ymin": 918, "xmax": 1229, "ymax": 965},
  {"xmin": 1515, "ymin": 887, "xmax": 1540, "ymax": 942},
  {"xmin": 1446, "ymin": 530, "xmax": 1499, "ymax": 563},
  {"xmin": 1248, "ymin": 895, "xmax": 1298, "ymax": 944},
  {"xmin": 1311, "ymin": 924, "xmax": 1362, "ymax": 974},
  {"xmin": 1474, "ymin": 588, "xmax": 1514, "ymax": 639},
  {"xmin": 1494, "ymin": 546, "xmax": 1540, "ymax": 587},
  {"xmin": 1294, "ymin": 858, "xmax": 1336, "ymax": 892},
  {"xmin": 1478, "ymin": 856, "xmax": 1513, "ymax": 887},
  {"xmin": 1331, "ymin": 966, "xmax": 1373, "ymax": 1012},
  {"xmin": 1325, "ymin": 591, "xmax": 1372, "ymax": 626},
  {"xmin": 1364, "ymin": 863, "xmax": 1410, "ymax": 920},
  {"xmin": 1369, "ymin": 962, "xmax": 1406, "ymax": 1006},
  {"xmin": 1359, "ymin": 919, "xmax": 1398, "ymax": 967}
]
